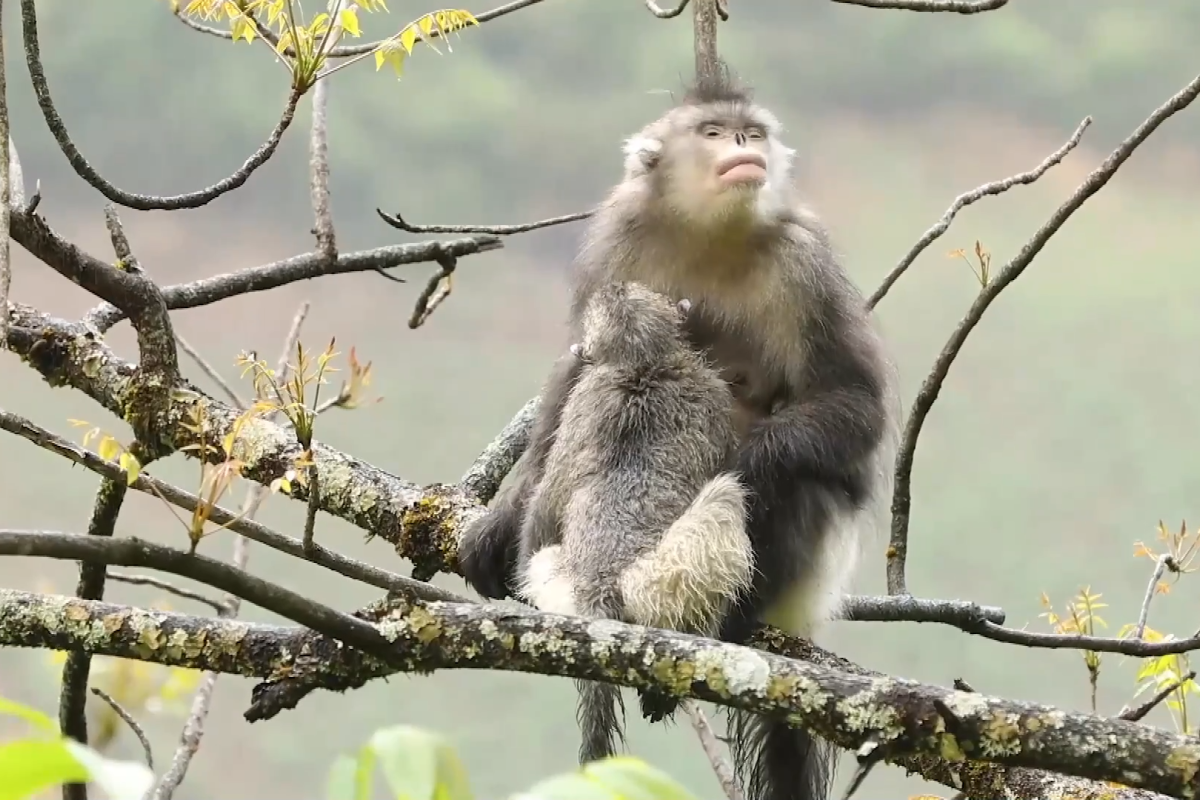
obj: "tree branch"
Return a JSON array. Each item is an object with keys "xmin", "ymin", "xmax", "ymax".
[
  {"xmin": 88, "ymin": 688, "xmax": 153, "ymax": 770},
  {"xmin": 83, "ymin": 235, "xmax": 502, "ymax": 333},
  {"xmin": 644, "ymin": 0, "xmax": 691, "ymax": 19},
  {"xmin": 59, "ymin": 476, "xmax": 129, "ymax": 800},
  {"xmin": 309, "ymin": 77, "xmax": 336, "ymax": 261},
  {"xmin": 830, "ymin": 0, "xmax": 1008, "ymax": 11},
  {"xmin": 693, "ymin": 0, "xmax": 720, "ymax": 81},
  {"xmin": 107, "ymin": 572, "xmax": 227, "ymax": 613},
  {"xmin": 866, "ymin": 116, "xmax": 1091, "ymax": 311},
  {"xmin": 683, "ymin": 700, "xmax": 744, "ymax": 800},
  {"xmin": 376, "ymin": 208, "xmax": 592, "ymax": 235},
  {"xmin": 20, "ymin": 0, "xmax": 302, "ymax": 211},
  {"xmin": 0, "ymin": 0, "xmax": 10, "ymax": 353},
  {"xmin": 11, "ymin": 208, "xmax": 181, "ymax": 391},
  {"xmin": 886, "ymin": 73, "xmax": 1200, "ymax": 596},
  {"xmin": 0, "ymin": 589, "xmax": 1181, "ymax": 800},
  {"xmin": 0, "ymin": 405, "xmax": 463, "ymax": 603}
]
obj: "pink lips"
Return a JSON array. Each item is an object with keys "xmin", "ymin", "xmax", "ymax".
[{"xmin": 717, "ymin": 153, "xmax": 767, "ymax": 184}]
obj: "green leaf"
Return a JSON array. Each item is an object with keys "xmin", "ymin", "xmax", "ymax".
[
  {"xmin": 340, "ymin": 8, "xmax": 362, "ymax": 37},
  {"xmin": 513, "ymin": 773, "xmax": 619, "ymax": 800},
  {"xmin": 326, "ymin": 754, "xmax": 360, "ymax": 800},
  {"xmin": 369, "ymin": 725, "xmax": 474, "ymax": 800},
  {"xmin": 0, "ymin": 740, "xmax": 91, "ymax": 800},
  {"xmin": 583, "ymin": 757, "xmax": 699, "ymax": 800},
  {"xmin": 62, "ymin": 740, "xmax": 154, "ymax": 800},
  {"xmin": 0, "ymin": 697, "xmax": 58, "ymax": 735},
  {"xmin": 354, "ymin": 743, "xmax": 377, "ymax": 800}
]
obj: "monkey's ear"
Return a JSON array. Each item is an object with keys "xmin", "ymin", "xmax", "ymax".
[
  {"xmin": 622, "ymin": 136, "xmax": 663, "ymax": 175},
  {"xmin": 569, "ymin": 343, "xmax": 585, "ymax": 360},
  {"xmin": 676, "ymin": 298, "xmax": 693, "ymax": 318}
]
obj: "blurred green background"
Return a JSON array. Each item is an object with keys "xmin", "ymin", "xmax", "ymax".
[{"xmin": 1, "ymin": 1, "xmax": 1199, "ymax": 798}]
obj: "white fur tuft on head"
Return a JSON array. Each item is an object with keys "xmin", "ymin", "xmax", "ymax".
[{"xmin": 622, "ymin": 135, "xmax": 663, "ymax": 176}]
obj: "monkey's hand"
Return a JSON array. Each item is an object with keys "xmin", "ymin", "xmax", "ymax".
[{"xmin": 458, "ymin": 508, "xmax": 520, "ymax": 600}]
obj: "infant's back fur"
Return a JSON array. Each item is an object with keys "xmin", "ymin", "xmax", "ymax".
[{"xmin": 540, "ymin": 281, "xmax": 748, "ymax": 631}]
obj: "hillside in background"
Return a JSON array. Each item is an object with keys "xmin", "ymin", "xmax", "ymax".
[{"xmin": 1, "ymin": 2, "xmax": 1199, "ymax": 798}]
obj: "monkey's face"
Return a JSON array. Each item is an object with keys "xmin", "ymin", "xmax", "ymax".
[
  {"xmin": 654, "ymin": 104, "xmax": 792, "ymax": 225},
  {"xmin": 698, "ymin": 121, "xmax": 770, "ymax": 191}
]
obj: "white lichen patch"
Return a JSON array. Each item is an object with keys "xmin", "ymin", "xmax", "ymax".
[
  {"xmin": 798, "ymin": 676, "xmax": 829, "ymax": 712},
  {"xmin": 228, "ymin": 413, "xmax": 293, "ymax": 463},
  {"xmin": 837, "ymin": 689, "xmax": 903, "ymax": 740},
  {"xmin": 477, "ymin": 619, "xmax": 500, "ymax": 639},
  {"xmin": 693, "ymin": 645, "xmax": 770, "ymax": 696},
  {"xmin": 586, "ymin": 619, "xmax": 624, "ymax": 646},
  {"xmin": 978, "ymin": 711, "xmax": 1022, "ymax": 758},
  {"xmin": 1042, "ymin": 709, "xmax": 1067, "ymax": 729},
  {"xmin": 943, "ymin": 690, "xmax": 990, "ymax": 719},
  {"xmin": 375, "ymin": 618, "xmax": 405, "ymax": 642},
  {"xmin": 518, "ymin": 630, "xmax": 574, "ymax": 657}
]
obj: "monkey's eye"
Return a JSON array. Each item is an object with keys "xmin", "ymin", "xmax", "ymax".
[
  {"xmin": 701, "ymin": 124, "xmax": 724, "ymax": 139},
  {"xmin": 745, "ymin": 128, "xmax": 765, "ymax": 141}
]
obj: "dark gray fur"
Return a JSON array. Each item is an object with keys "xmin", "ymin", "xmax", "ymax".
[{"xmin": 459, "ymin": 62, "xmax": 897, "ymax": 800}]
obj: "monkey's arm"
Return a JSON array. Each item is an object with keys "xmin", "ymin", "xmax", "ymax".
[
  {"xmin": 720, "ymin": 325, "xmax": 888, "ymax": 643},
  {"xmin": 458, "ymin": 352, "xmax": 584, "ymax": 599}
]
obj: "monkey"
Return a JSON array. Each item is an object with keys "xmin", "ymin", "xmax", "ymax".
[
  {"xmin": 512, "ymin": 280, "xmax": 754, "ymax": 765},
  {"xmin": 458, "ymin": 62, "xmax": 898, "ymax": 800}
]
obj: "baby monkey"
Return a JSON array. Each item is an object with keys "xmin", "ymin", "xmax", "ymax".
[{"xmin": 515, "ymin": 280, "xmax": 753, "ymax": 766}]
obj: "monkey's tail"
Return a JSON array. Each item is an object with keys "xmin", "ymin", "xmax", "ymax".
[
  {"xmin": 575, "ymin": 589, "xmax": 628, "ymax": 765},
  {"xmin": 517, "ymin": 545, "xmax": 628, "ymax": 764},
  {"xmin": 620, "ymin": 471, "xmax": 753, "ymax": 633},
  {"xmin": 728, "ymin": 709, "xmax": 836, "ymax": 800}
]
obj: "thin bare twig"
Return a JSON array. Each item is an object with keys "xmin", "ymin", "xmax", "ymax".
[
  {"xmin": 692, "ymin": 0, "xmax": 720, "ymax": 82},
  {"xmin": 682, "ymin": 701, "xmax": 744, "ymax": 800},
  {"xmin": 174, "ymin": 334, "xmax": 248, "ymax": 409},
  {"xmin": 88, "ymin": 688, "xmax": 153, "ymax": 769},
  {"xmin": 1118, "ymin": 671, "xmax": 1196, "ymax": 723},
  {"xmin": 1134, "ymin": 554, "xmax": 1177, "ymax": 641},
  {"xmin": 887, "ymin": 73, "xmax": 1200, "ymax": 597},
  {"xmin": 309, "ymin": 76, "xmax": 336, "ymax": 261},
  {"xmin": 107, "ymin": 572, "xmax": 226, "ymax": 613},
  {"xmin": 0, "ymin": 0, "xmax": 10, "ymax": 353},
  {"xmin": 840, "ymin": 594, "xmax": 1005, "ymax": 626},
  {"xmin": 644, "ymin": 0, "xmax": 691, "ymax": 17},
  {"xmin": 841, "ymin": 738, "xmax": 887, "ymax": 800},
  {"xmin": 302, "ymin": 474, "xmax": 320, "ymax": 552},
  {"xmin": 867, "ymin": 117, "xmax": 1091, "ymax": 310},
  {"xmin": 20, "ymin": 0, "xmax": 301, "ymax": 211},
  {"xmin": 83, "ymin": 236, "xmax": 503, "ymax": 333},
  {"xmin": 376, "ymin": 207, "xmax": 592, "ymax": 236},
  {"xmin": 831, "ymin": 0, "xmax": 1007, "ymax": 11},
  {"xmin": 408, "ymin": 254, "xmax": 457, "ymax": 328},
  {"xmin": 969, "ymin": 621, "xmax": 1200, "ymax": 658}
]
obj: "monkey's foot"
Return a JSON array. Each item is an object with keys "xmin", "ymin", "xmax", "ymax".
[{"xmin": 637, "ymin": 686, "xmax": 681, "ymax": 724}]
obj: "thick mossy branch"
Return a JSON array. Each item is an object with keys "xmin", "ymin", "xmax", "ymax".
[
  {"xmin": 4, "ymin": 304, "xmax": 482, "ymax": 564},
  {"xmin": 0, "ymin": 588, "xmax": 1193, "ymax": 800}
]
